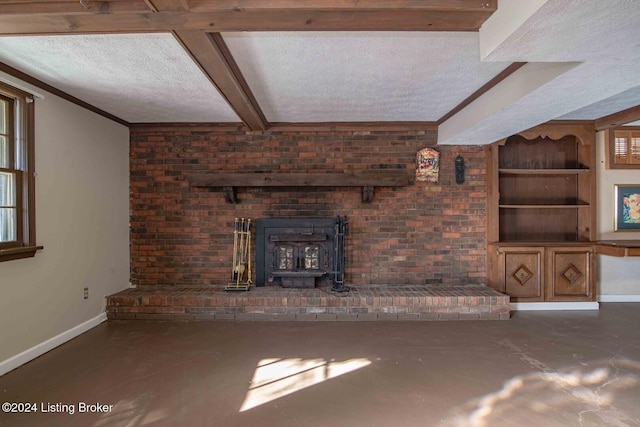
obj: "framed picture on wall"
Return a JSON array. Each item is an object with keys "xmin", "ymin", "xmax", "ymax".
[{"xmin": 615, "ymin": 184, "xmax": 640, "ymax": 231}]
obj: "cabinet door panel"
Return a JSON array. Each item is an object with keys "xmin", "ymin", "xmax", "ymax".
[
  {"xmin": 498, "ymin": 247, "xmax": 544, "ymax": 301},
  {"xmin": 546, "ymin": 247, "xmax": 594, "ymax": 301}
]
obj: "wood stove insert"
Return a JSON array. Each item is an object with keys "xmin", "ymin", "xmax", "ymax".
[{"xmin": 255, "ymin": 217, "xmax": 348, "ymax": 291}]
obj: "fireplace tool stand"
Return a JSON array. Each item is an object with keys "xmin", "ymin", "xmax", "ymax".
[{"xmin": 226, "ymin": 217, "xmax": 252, "ymax": 291}]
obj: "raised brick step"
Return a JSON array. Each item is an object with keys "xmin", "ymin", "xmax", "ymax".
[{"xmin": 106, "ymin": 285, "xmax": 510, "ymax": 321}]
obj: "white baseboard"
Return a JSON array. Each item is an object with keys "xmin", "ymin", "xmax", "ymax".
[
  {"xmin": 0, "ymin": 312, "xmax": 107, "ymax": 377},
  {"xmin": 511, "ymin": 302, "xmax": 600, "ymax": 311},
  {"xmin": 598, "ymin": 295, "xmax": 640, "ymax": 303}
]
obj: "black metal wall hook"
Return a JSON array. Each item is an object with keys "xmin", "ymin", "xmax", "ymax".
[{"xmin": 455, "ymin": 155, "xmax": 465, "ymax": 185}]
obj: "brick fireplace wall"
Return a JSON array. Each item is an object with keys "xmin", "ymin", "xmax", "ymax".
[{"xmin": 130, "ymin": 127, "xmax": 487, "ymax": 287}]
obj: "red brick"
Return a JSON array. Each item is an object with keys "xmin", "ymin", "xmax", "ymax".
[{"xmin": 130, "ymin": 128, "xmax": 486, "ymax": 287}]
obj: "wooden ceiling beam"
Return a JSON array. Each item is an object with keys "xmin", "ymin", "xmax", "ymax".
[
  {"xmin": 0, "ymin": 1, "xmax": 151, "ymax": 15},
  {"xmin": 595, "ymin": 105, "xmax": 640, "ymax": 131},
  {"xmin": 0, "ymin": 0, "xmax": 497, "ymax": 13},
  {"xmin": 145, "ymin": 0, "xmax": 191, "ymax": 12},
  {"xmin": 173, "ymin": 30, "xmax": 267, "ymax": 130},
  {"xmin": 0, "ymin": 2, "xmax": 496, "ymax": 35},
  {"xmin": 146, "ymin": 0, "xmax": 266, "ymax": 130},
  {"xmin": 0, "ymin": 0, "xmax": 497, "ymax": 130},
  {"xmin": 188, "ymin": 0, "xmax": 495, "ymax": 12}
]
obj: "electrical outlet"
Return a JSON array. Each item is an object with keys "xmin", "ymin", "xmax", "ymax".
[{"xmin": 83, "ymin": 287, "xmax": 89, "ymax": 299}]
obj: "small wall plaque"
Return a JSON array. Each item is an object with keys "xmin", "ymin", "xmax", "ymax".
[{"xmin": 416, "ymin": 147, "xmax": 439, "ymax": 182}]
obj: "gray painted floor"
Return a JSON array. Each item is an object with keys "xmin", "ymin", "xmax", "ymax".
[{"xmin": 1, "ymin": 303, "xmax": 639, "ymax": 427}]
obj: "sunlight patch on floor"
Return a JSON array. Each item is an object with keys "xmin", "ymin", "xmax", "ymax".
[{"xmin": 240, "ymin": 357, "xmax": 371, "ymax": 412}]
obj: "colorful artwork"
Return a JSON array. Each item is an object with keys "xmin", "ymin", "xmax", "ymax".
[
  {"xmin": 623, "ymin": 193, "xmax": 640, "ymax": 223},
  {"xmin": 615, "ymin": 185, "xmax": 640, "ymax": 231},
  {"xmin": 416, "ymin": 147, "xmax": 439, "ymax": 182}
]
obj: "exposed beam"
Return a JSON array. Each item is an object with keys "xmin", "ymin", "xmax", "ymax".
[
  {"xmin": 145, "ymin": 0, "xmax": 266, "ymax": 130},
  {"xmin": 0, "ymin": 1, "xmax": 496, "ymax": 35},
  {"xmin": 146, "ymin": 0, "xmax": 190, "ymax": 12},
  {"xmin": 478, "ymin": 0, "xmax": 548, "ymax": 60},
  {"xmin": 188, "ymin": 0, "xmax": 495, "ymax": 12},
  {"xmin": 438, "ymin": 62, "xmax": 527, "ymax": 125},
  {"xmin": 0, "ymin": 0, "xmax": 498, "ymax": 131},
  {"xmin": 173, "ymin": 31, "xmax": 267, "ymax": 130},
  {"xmin": 438, "ymin": 62, "xmax": 581, "ymax": 145},
  {"xmin": 595, "ymin": 105, "xmax": 640, "ymax": 131},
  {"xmin": 0, "ymin": 1, "xmax": 151, "ymax": 15}
]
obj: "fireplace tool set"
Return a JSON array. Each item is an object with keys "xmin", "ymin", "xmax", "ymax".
[
  {"xmin": 226, "ymin": 217, "xmax": 252, "ymax": 291},
  {"xmin": 331, "ymin": 216, "xmax": 349, "ymax": 293},
  {"xmin": 228, "ymin": 216, "xmax": 349, "ymax": 291}
]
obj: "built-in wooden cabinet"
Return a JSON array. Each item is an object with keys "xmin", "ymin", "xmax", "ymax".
[
  {"xmin": 496, "ymin": 246, "xmax": 544, "ymax": 300},
  {"xmin": 546, "ymin": 246, "xmax": 593, "ymax": 301},
  {"xmin": 487, "ymin": 123, "xmax": 597, "ymax": 302},
  {"xmin": 490, "ymin": 244, "xmax": 594, "ymax": 302}
]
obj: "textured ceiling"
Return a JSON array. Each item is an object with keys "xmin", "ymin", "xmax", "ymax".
[
  {"xmin": 0, "ymin": 0, "xmax": 638, "ymax": 144},
  {"xmin": 482, "ymin": 0, "xmax": 640, "ymax": 63},
  {"xmin": 0, "ymin": 33, "xmax": 239, "ymax": 123},
  {"xmin": 222, "ymin": 32, "xmax": 508, "ymax": 122},
  {"xmin": 0, "ymin": 31, "xmax": 509, "ymax": 124},
  {"xmin": 559, "ymin": 86, "xmax": 640, "ymax": 121},
  {"xmin": 439, "ymin": 0, "xmax": 640, "ymax": 144}
]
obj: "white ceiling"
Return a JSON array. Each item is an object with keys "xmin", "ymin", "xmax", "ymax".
[
  {"xmin": 0, "ymin": 0, "xmax": 639, "ymax": 144},
  {"xmin": 222, "ymin": 32, "xmax": 508, "ymax": 122},
  {"xmin": 439, "ymin": 0, "xmax": 640, "ymax": 144},
  {"xmin": 0, "ymin": 33, "xmax": 240, "ymax": 123},
  {"xmin": 0, "ymin": 31, "xmax": 508, "ymax": 124}
]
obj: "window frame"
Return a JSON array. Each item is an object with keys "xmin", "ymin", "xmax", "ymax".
[
  {"xmin": 606, "ymin": 126, "xmax": 640, "ymax": 169},
  {"xmin": 0, "ymin": 81, "xmax": 40, "ymax": 262}
]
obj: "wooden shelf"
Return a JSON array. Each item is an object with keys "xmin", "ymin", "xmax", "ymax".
[
  {"xmin": 499, "ymin": 203, "xmax": 590, "ymax": 209},
  {"xmin": 487, "ymin": 123, "xmax": 598, "ymax": 302},
  {"xmin": 596, "ymin": 240, "xmax": 640, "ymax": 257},
  {"xmin": 489, "ymin": 241, "xmax": 592, "ymax": 246},
  {"xmin": 499, "ymin": 168, "xmax": 590, "ymax": 175},
  {"xmin": 188, "ymin": 170, "xmax": 412, "ymax": 203}
]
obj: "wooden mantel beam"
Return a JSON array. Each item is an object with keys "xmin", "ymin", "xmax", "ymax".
[
  {"xmin": 189, "ymin": 171, "xmax": 413, "ymax": 203},
  {"xmin": 0, "ymin": 0, "xmax": 497, "ymax": 35},
  {"xmin": 189, "ymin": 171, "xmax": 412, "ymax": 188}
]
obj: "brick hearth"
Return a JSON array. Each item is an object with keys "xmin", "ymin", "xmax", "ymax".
[{"xmin": 106, "ymin": 285, "xmax": 510, "ymax": 321}]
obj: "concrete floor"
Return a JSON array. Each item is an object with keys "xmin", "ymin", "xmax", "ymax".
[{"xmin": 1, "ymin": 304, "xmax": 639, "ymax": 427}]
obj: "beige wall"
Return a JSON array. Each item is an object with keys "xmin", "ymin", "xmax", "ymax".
[
  {"xmin": 596, "ymin": 131, "xmax": 640, "ymax": 296},
  {"xmin": 0, "ymin": 78, "xmax": 130, "ymax": 364}
]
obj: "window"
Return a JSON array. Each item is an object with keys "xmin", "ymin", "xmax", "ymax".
[
  {"xmin": 0, "ymin": 81, "xmax": 40, "ymax": 262},
  {"xmin": 607, "ymin": 127, "xmax": 640, "ymax": 169}
]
